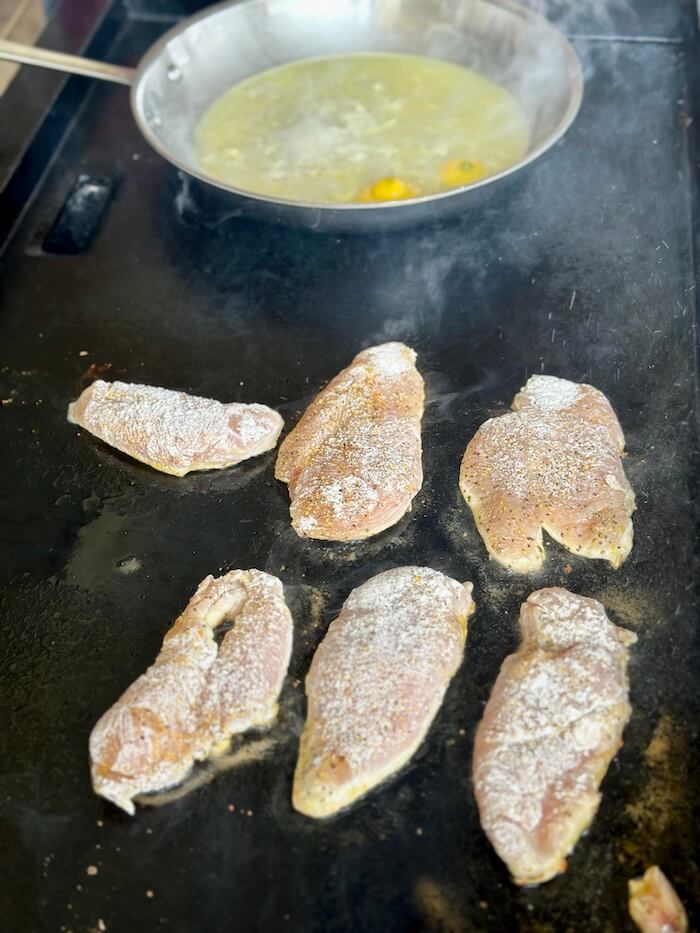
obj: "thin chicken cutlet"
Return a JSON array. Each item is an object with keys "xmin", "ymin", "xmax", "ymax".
[
  {"xmin": 68, "ymin": 380, "xmax": 283, "ymax": 476},
  {"xmin": 293, "ymin": 566, "xmax": 474, "ymax": 818},
  {"xmin": 473, "ymin": 588, "xmax": 636, "ymax": 885},
  {"xmin": 459, "ymin": 375, "xmax": 635, "ymax": 572},
  {"xmin": 90, "ymin": 570, "xmax": 293, "ymax": 814},
  {"xmin": 275, "ymin": 342, "xmax": 424, "ymax": 541}
]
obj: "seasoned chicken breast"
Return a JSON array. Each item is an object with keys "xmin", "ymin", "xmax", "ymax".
[
  {"xmin": 459, "ymin": 375, "xmax": 635, "ymax": 572},
  {"xmin": 473, "ymin": 588, "xmax": 636, "ymax": 885},
  {"xmin": 68, "ymin": 380, "xmax": 283, "ymax": 476},
  {"xmin": 275, "ymin": 343, "xmax": 424, "ymax": 541},
  {"xmin": 90, "ymin": 570, "xmax": 293, "ymax": 814},
  {"xmin": 629, "ymin": 866, "xmax": 688, "ymax": 933},
  {"xmin": 293, "ymin": 566, "xmax": 474, "ymax": 818}
]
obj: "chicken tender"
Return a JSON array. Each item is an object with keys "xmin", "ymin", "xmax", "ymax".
[
  {"xmin": 293, "ymin": 566, "xmax": 474, "ymax": 818},
  {"xmin": 459, "ymin": 375, "xmax": 635, "ymax": 572},
  {"xmin": 473, "ymin": 587, "xmax": 636, "ymax": 885},
  {"xmin": 275, "ymin": 343, "xmax": 424, "ymax": 540},
  {"xmin": 90, "ymin": 570, "xmax": 293, "ymax": 814},
  {"xmin": 68, "ymin": 380, "xmax": 283, "ymax": 476}
]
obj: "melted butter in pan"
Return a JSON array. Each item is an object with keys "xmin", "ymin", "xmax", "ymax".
[{"xmin": 195, "ymin": 52, "xmax": 530, "ymax": 204}]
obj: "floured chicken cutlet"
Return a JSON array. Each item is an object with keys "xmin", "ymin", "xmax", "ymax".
[
  {"xmin": 90, "ymin": 570, "xmax": 293, "ymax": 814},
  {"xmin": 473, "ymin": 588, "xmax": 635, "ymax": 885},
  {"xmin": 68, "ymin": 380, "xmax": 283, "ymax": 476},
  {"xmin": 293, "ymin": 566, "xmax": 474, "ymax": 818},
  {"xmin": 629, "ymin": 866, "xmax": 688, "ymax": 933},
  {"xmin": 459, "ymin": 375, "xmax": 635, "ymax": 572},
  {"xmin": 275, "ymin": 342, "xmax": 424, "ymax": 541}
]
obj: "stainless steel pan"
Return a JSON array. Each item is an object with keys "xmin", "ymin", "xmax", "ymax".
[{"xmin": 0, "ymin": 0, "xmax": 583, "ymax": 230}]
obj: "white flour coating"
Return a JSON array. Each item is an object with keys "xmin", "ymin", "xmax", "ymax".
[
  {"xmin": 320, "ymin": 475, "xmax": 380, "ymax": 515},
  {"xmin": 314, "ymin": 569, "xmax": 465, "ymax": 775},
  {"xmin": 294, "ymin": 515, "xmax": 318, "ymax": 533},
  {"xmin": 233, "ymin": 404, "xmax": 276, "ymax": 444},
  {"xmin": 89, "ymin": 570, "xmax": 293, "ymax": 814},
  {"xmin": 473, "ymin": 588, "xmax": 636, "ymax": 885},
  {"xmin": 294, "ymin": 567, "xmax": 474, "ymax": 817},
  {"xmin": 275, "ymin": 342, "xmax": 424, "ymax": 541},
  {"xmin": 68, "ymin": 380, "xmax": 283, "ymax": 476},
  {"xmin": 516, "ymin": 374, "xmax": 581, "ymax": 411},
  {"xmin": 363, "ymin": 342, "xmax": 415, "ymax": 377},
  {"xmin": 460, "ymin": 375, "xmax": 635, "ymax": 570}
]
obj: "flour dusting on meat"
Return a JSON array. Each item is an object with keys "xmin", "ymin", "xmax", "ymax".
[
  {"xmin": 293, "ymin": 567, "xmax": 474, "ymax": 818},
  {"xmin": 275, "ymin": 342, "xmax": 424, "ymax": 541},
  {"xmin": 473, "ymin": 588, "xmax": 635, "ymax": 885},
  {"xmin": 68, "ymin": 380, "xmax": 283, "ymax": 476}
]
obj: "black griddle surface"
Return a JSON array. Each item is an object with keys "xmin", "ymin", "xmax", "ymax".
[{"xmin": 0, "ymin": 4, "xmax": 699, "ymax": 932}]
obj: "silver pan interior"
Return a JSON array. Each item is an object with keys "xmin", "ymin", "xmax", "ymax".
[{"xmin": 131, "ymin": 0, "xmax": 582, "ymax": 223}]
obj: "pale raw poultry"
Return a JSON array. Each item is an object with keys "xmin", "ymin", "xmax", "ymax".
[
  {"xmin": 629, "ymin": 866, "xmax": 688, "ymax": 933},
  {"xmin": 473, "ymin": 587, "xmax": 635, "ymax": 885},
  {"xmin": 68, "ymin": 380, "xmax": 283, "ymax": 476},
  {"xmin": 293, "ymin": 566, "xmax": 474, "ymax": 818},
  {"xmin": 275, "ymin": 342, "xmax": 424, "ymax": 541},
  {"xmin": 459, "ymin": 375, "xmax": 635, "ymax": 572},
  {"xmin": 90, "ymin": 570, "xmax": 293, "ymax": 814}
]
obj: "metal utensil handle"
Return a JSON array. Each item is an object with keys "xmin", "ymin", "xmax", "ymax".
[{"xmin": 0, "ymin": 39, "xmax": 135, "ymax": 86}]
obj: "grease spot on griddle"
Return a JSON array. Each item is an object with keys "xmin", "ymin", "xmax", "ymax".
[
  {"xmin": 414, "ymin": 875, "xmax": 468, "ymax": 932},
  {"xmin": 66, "ymin": 506, "xmax": 152, "ymax": 590},
  {"xmin": 115, "ymin": 556, "xmax": 142, "ymax": 575},
  {"xmin": 306, "ymin": 587, "xmax": 328, "ymax": 635},
  {"xmin": 623, "ymin": 711, "xmax": 693, "ymax": 870},
  {"xmin": 135, "ymin": 733, "xmax": 280, "ymax": 808},
  {"xmin": 594, "ymin": 582, "xmax": 661, "ymax": 630}
]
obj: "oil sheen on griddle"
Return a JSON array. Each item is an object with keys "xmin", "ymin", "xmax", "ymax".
[{"xmin": 195, "ymin": 53, "xmax": 530, "ymax": 203}]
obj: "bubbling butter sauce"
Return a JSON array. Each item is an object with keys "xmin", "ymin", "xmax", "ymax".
[{"xmin": 195, "ymin": 52, "xmax": 530, "ymax": 204}]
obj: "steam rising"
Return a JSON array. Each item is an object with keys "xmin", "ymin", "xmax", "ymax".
[{"xmin": 523, "ymin": 0, "xmax": 630, "ymax": 32}]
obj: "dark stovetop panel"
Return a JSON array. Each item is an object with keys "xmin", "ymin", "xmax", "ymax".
[
  {"xmin": 0, "ymin": 4, "xmax": 698, "ymax": 933},
  {"xmin": 125, "ymin": 0, "xmax": 693, "ymax": 40}
]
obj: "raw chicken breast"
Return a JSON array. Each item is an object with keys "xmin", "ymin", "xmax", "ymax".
[
  {"xmin": 459, "ymin": 375, "xmax": 635, "ymax": 572},
  {"xmin": 275, "ymin": 342, "xmax": 424, "ymax": 540},
  {"xmin": 629, "ymin": 866, "xmax": 688, "ymax": 933},
  {"xmin": 293, "ymin": 566, "xmax": 474, "ymax": 818},
  {"xmin": 90, "ymin": 570, "xmax": 293, "ymax": 814},
  {"xmin": 473, "ymin": 588, "xmax": 636, "ymax": 885},
  {"xmin": 68, "ymin": 380, "xmax": 283, "ymax": 476}
]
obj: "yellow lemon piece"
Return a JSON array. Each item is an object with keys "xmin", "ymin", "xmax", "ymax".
[
  {"xmin": 440, "ymin": 158, "xmax": 486, "ymax": 187},
  {"xmin": 356, "ymin": 177, "xmax": 419, "ymax": 202}
]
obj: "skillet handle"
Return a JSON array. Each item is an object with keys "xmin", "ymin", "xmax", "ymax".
[{"xmin": 0, "ymin": 39, "xmax": 135, "ymax": 86}]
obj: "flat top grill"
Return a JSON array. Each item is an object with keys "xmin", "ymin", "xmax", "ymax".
[{"xmin": 0, "ymin": 2, "xmax": 698, "ymax": 931}]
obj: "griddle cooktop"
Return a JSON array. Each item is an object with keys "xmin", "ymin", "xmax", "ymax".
[{"xmin": 0, "ymin": 2, "xmax": 698, "ymax": 931}]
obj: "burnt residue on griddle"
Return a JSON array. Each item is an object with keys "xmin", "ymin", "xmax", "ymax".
[
  {"xmin": 79, "ymin": 362, "xmax": 121, "ymax": 386},
  {"xmin": 623, "ymin": 711, "xmax": 692, "ymax": 851}
]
